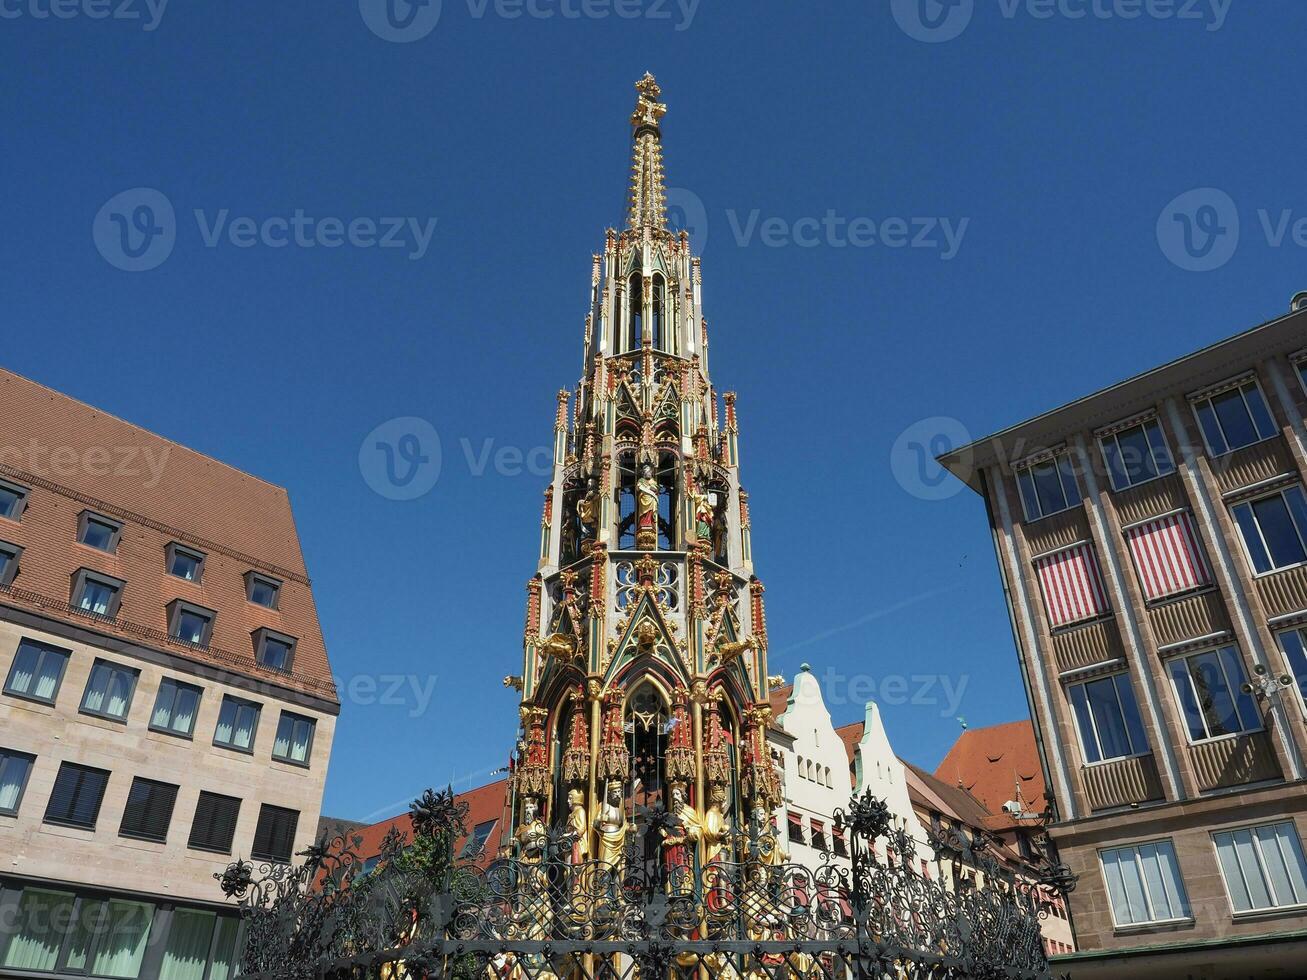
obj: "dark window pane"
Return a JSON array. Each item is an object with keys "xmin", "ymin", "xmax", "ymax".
[
  {"xmin": 1188, "ymin": 651, "xmax": 1242, "ymax": 738},
  {"xmin": 150, "ymin": 678, "xmax": 201, "ymax": 737},
  {"xmin": 259, "ymin": 638, "xmax": 292, "ymax": 671},
  {"xmin": 249, "ymin": 578, "xmax": 279, "ymax": 608},
  {"xmin": 1031, "ymin": 460, "xmax": 1068, "ymax": 517},
  {"xmin": 175, "ymin": 610, "xmax": 210, "ymax": 645},
  {"xmin": 1145, "ymin": 422, "xmax": 1174, "ymax": 476},
  {"xmin": 1168, "ymin": 658, "xmax": 1208, "ymax": 742},
  {"xmin": 5, "ymin": 640, "xmax": 69, "ymax": 702},
  {"xmin": 44, "ymin": 763, "xmax": 110, "ymax": 828},
  {"xmin": 188, "ymin": 791, "xmax": 242, "ymax": 854},
  {"xmin": 80, "ymin": 519, "xmax": 116, "ymax": 551},
  {"xmin": 1281, "ymin": 629, "xmax": 1307, "ymax": 704},
  {"xmin": 252, "ymin": 805, "xmax": 299, "ymax": 863},
  {"xmin": 78, "ymin": 580, "xmax": 118, "ymax": 617},
  {"xmin": 1251, "ymin": 495, "xmax": 1307, "ymax": 568},
  {"xmin": 0, "ymin": 485, "xmax": 22, "ymax": 519},
  {"xmin": 1102, "ymin": 438, "xmax": 1130, "ymax": 491},
  {"xmin": 1017, "ymin": 470, "xmax": 1042, "ymax": 520},
  {"xmin": 0, "ymin": 750, "xmax": 35, "ymax": 814},
  {"xmin": 1195, "ymin": 401, "xmax": 1227, "ymax": 456},
  {"xmin": 170, "ymin": 551, "xmax": 201, "ymax": 581},
  {"xmin": 215, "ymin": 697, "xmax": 259, "ymax": 751},
  {"xmin": 1085, "ymin": 677, "xmax": 1131, "ymax": 760},
  {"xmin": 119, "ymin": 777, "xmax": 179, "ymax": 842},
  {"xmin": 1114, "ymin": 673, "xmax": 1150, "ymax": 756},
  {"xmin": 80, "ymin": 662, "xmax": 136, "ymax": 720},
  {"xmin": 1116, "ymin": 426, "xmax": 1159, "ymax": 485},
  {"xmin": 1069, "ymin": 683, "xmax": 1100, "ymax": 764},
  {"xmin": 1218, "ymin": 646, "xmax": 1258, "ymax": 732},
  {"xmin": 1244, "ymin": 384, "xmax": 1277, "ymax": 440},
  {"xmin": 1233, "ymin": 502, "xmax": 1274, "ymax": 573},
  {"xmin": 1210, "ymin": 388, "xmax": 1259, "ymax": 451},
  {"xmin": 1058, "ymin": 455, "xmax": 1083, "ymax": 508}
]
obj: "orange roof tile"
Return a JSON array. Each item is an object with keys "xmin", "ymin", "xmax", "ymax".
[
  {"xmin": 0, "ymin": 367, "xmax": 336, "ymax": 701},
  {"xmin": 933, "ymin": 720, "xmax": 1046, "ymax": 814}
]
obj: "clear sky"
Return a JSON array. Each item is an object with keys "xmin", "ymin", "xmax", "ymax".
[{"xmin": 2, "ymin": 0, "xmax": 1303, "ymax": 820}]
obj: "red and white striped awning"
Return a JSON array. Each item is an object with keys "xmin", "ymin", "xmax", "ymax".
[
  {"xmin": 1035, "ymin": 544, "xmax": 1110, "ymax": 628},
  {"xmin": 1125, "ymin": 511, "xmax": 1211, "ymax": 601}
]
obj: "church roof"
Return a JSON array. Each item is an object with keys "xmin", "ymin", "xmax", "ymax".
[{"xmin": 933, "ymin": 720, "xmax": 1046, "ymax": 814}]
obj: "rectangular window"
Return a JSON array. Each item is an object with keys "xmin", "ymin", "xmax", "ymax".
[
  {"xmin": 272, "ymin": 711, "xmax": 315, "ymax": 766},
  {"xmin": 1124, "ymin": 511, "xmax": 1212, "ymax": 601},
  {"xmin": 1069, "ymin": 673, "xmax": 1149, "ymax": 764},
  {"xmin": 119, "ymin": 777, "xmax": 180, "ymax": 843},
  {"xmin": 1100, "ymin": 418, "xmax": 1175, "ymax": 491},
  {"xmin": 73, "ymin": 569, "xmax": 126, "ymax": 619},
  {"xmin": 1231, "ymin": 485, "xmax": 1307, "ymax": 575},
  {"xmin": 1214, "ymin": 821, "xmax": 1307, "ymax": 914},
  {"xmin": 214, "ymin": 695, "xmax": 261, "ymax": 753},
  {"xmin": 166, "ymin": 542, "xmax": 206, "ymax": 583},
  {"xmin": 1, "ymin": 888, "xmax": 76, "ymax": 971},
  {"xmin": 1167, "ymin": 647, "xmax": 1260, "ymax": 743},
  {"xmin": 459, "ymin": 819, "xmax": 498, "ymax": 859},
  {"xmin": 0, "ymin": 540, "xmax": 21, "ymax": 587},
  {"xmin": 150, "ymin": 677, "xmax": 202, "ymax": 738},
  {"xmin": 1016, "ymin": 453, "xmax": 1083, "ymax": 522},
  {"xmin": 44, "ymin": 762, "xmax": 111, "ymax": 829},
  {"xmin": 0, "ymin": 747, "xmax": 35, "ymax": 815},
  {"xmin": 80, "ymin": 659, "xmax": 139, "ymax": 722},
  {"xmin": 1276, "ymin": 627, "xmax": 1307, "ymax": 712},
  {"xmin": 1034, "ymin": 543, "xmax": 1110, "ymax": 628},
  {"xmin": 252, "ymin": 804, "xmax": 300, "ymax": 864},
  {"xmin": 787, "ymin": 812, "xmax": 804, "ymax": 845},
  {"xmin": 64, "ymin": 898, "xmax": 154, "ymax": 978},
  {"xmin": 168, "ymin": 600, "xmax": 215, "ymax": 648},
  {"xmin": 246, "ymin": 572, "xmax": 281, "ymax": 609},
  {"xmin": 254, "ymin": 629, "xmax": 296, "ymax": 672},
  {"xmin": 4, "ymin": 638, "xmax": 71, "ymax": 704},
  {"xmin": 188, "ymin": 791, "xmax": 242, "ymax": 854},
  {"xmin": 159, "ymin": 910, "xmax": 240, "ymax": 980},
  {"xmin": 78, "ymin": 511, "xmax": 122, "ymax": 553},
  {"xmin": 1192, "ymin": 378, "xmax": 1278, "ymax": 456},
  {"xmin": 0, "ymin": 480, "xmax": 28, "ymax": 521},
  {"xmin": 811, "ymin": 820, "xmax": 828, "ymax": 853},
  {"xmin": 1100, "ymin": 840, "xmax": 1191, "ymax": 926}
]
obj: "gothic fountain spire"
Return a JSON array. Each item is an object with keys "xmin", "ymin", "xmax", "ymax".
[{"xmin": 627, "ymin": 72, "xmax": 668, "ymax": 232}]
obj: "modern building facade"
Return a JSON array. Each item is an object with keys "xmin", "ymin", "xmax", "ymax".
[
  {"xmin": 940, "ymin": 306, "xmax": 1307, "ymax": 976},
  {"xmin": 0, "ymin": 368, "xmax": 338, "ymax": 979}
]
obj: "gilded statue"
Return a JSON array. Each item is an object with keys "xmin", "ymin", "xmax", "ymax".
[
  {"xmin": 514, "ymin": 797, "xmax": 547, "ymax": 866},
  {"xmin": 660, "ymin": 783, "xmax": 702, "ymax": 894},
  {"xmin": 635, "ymin": 463, "xmax": 659, "ymax": 549},
  {"xmin": 594, "ymin": 780, "xmax": 627, "ymax": 871}
]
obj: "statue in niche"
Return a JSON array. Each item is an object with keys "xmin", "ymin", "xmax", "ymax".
[
  {"xmin": 636, "ymin": 463, "xmax": 659, "ymax": 550},
  {"xmin": 576, "ymin": 477, "xmax": 599, "ymax": 542},
  {"xmin": 514, "ymin": 798, "xmax": 547, "ymax": 867},
  {"xmin": 690, "ymin": 486, "xmax": 714, "ymax": 544},
  {"xmin": 594, "ymin": 780, "xmax": 628, "ymax": 872},
  {"xmin": 660, "ymin": 783, "xmax": 702, "ymax": 894},
  {"xmin": 563, "ymin": 789, "xmax": 590, "ymax": 865}
]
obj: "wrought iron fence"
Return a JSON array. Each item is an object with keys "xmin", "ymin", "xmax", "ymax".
[{"xmin": 219, "ymin": 789, "xmax": 1066, "ymax": 980}]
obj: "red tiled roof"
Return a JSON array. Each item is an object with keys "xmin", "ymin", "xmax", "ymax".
[
  {"xmin": 933, "ymin": 720, "xmax": 1045, "ymax": 814},
  {"xmin": 0, "ymin": 367, "xmax": 336, "ymax": 701},
  {"xmin": 337, "ymin": 779, "xmax": 511, "ymax": 871}
]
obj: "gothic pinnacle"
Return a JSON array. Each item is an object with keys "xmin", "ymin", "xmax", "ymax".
[{"xmin": 627, "ymin": 73, "xmax": 668, "ymax": 233}]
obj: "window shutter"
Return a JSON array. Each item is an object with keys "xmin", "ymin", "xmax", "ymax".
[
  {"xmin": 1034, "ymin": 544, "xmax": 1109, "ymax": 628},
  {"xmin": 44, "ymin": 763, "xmax": 110, "ymax": 828},
  {"xmin": 252, "ymin": 804, "xmax": 300, "ymax": 863},
  {"xmin": 119, "ymin": 777, "xmax": 179, "ymax": 842},
  {"xmin": 189, "ymin": 791, "xmax": 242, "ymax": 853},
  {"xmin": 1125, "ymin": 511, "xmax": 1211, "ymax": 601}
]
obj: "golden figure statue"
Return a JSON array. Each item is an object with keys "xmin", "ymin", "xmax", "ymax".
[
  {"xmin": 690, "ymin": 486, "xmax": 713, "ymax": 544},
  {"xmin": 515, "ymin": 797, "xmax": 547, "ymax": 866},
  {"xmin": 565, "ymin": 789, "xmax": 590, "ymax": 864},
  {"xmin": 702, "ymin": 784, "xmax": 731, "ymax": 867},
  {"xmin": 594, "ymin": 780, "xmax": 627, "ymax": 871}
]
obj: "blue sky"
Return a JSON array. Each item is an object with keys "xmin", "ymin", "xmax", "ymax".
[{"xmin": 2, "ymin": 1, "xmax": 1303, "ymax": 820}]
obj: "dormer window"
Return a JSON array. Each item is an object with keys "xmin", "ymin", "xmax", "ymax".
[
  {"xmin": 72, "ymin": 569, "xmax": 125, "ymax": 619},
  {"xmin": 167, "ymin": 542, "xmax": 206, "ymax": 583},
  {"xmin": 77, "ymin": 511, "xmax": 122, "ymax": 553},
  {"xmin": 168, "ymin": 599, "xmax": 216, "ymax": 648},
  {"xmin": 0, "ymin": 480, "xmax": 29, "ymax": 522},
  {"xmin": 254, "ymin": 628, "xmax": 296, "ymax": 671},
  {"xmin": 245, "ymin": 572, "xmax": 281, "ymax": 609},
  {"xmin": 0, "ymin": 541, "xmax": 22, "ymax": 587}
]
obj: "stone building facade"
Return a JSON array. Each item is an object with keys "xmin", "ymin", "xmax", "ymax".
[
  {"xmin": 940, "ymin": 304, "xmax": 1307, "ymax": 976},
  {"xmin": 0, "ymin": 368, "xmax": 338, "ymax": 978}
]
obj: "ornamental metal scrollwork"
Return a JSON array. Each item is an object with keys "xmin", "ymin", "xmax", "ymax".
[{"xmin": 225, "ymin": 788, "xmax": 1060, "ymax": 980}]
